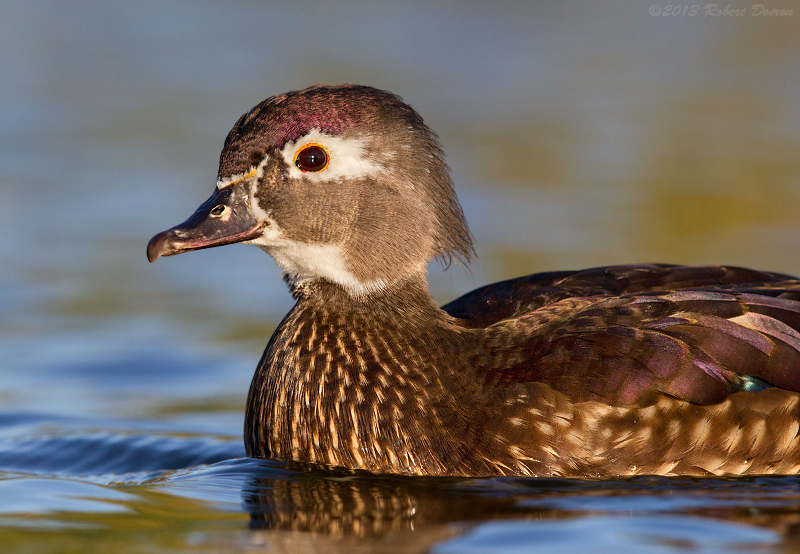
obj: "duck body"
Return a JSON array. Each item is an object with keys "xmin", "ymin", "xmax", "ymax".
[
  {"xmin": 148, "ymin": 85, "xmax": 800, "ymax": 477},
  {"xmin": 246, "ymin": 265, "xmax": 800, "ymax": 476}
]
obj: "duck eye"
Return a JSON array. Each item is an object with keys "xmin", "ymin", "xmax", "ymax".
[
  {"xmin": 294, "ymin": 144, "xmax": 328, "ymax": 172},
  {"xmin": 210, "ymin": 205, "xmax": 225, "ymax": 216}
]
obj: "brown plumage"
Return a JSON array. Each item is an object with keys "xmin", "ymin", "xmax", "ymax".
[{"xmin": 148, "ymin": 85, "xmax": 800, "ymax": 477}]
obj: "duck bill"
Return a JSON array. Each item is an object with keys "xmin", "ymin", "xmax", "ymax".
[{"xmin": 147, "ymin": 186, "xmax": 263, "ymax": 262}]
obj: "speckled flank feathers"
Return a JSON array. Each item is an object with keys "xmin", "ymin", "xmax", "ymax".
[{"xmin": 149, "ymin": 85, "xmax": 800, "ymax": 477}]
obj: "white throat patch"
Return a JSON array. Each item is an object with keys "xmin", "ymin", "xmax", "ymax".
[
  {"xmin": 245, "ymin": 179, "xmax": 386, "ymax": 297},
  {"xmin": 245, "ymin": 224, "xmax": 387, "ymax": 297}
]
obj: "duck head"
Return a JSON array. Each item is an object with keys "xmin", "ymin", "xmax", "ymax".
[{"xmin": 147, "ymin": 85, "xmax": 473, "ymax": 296}]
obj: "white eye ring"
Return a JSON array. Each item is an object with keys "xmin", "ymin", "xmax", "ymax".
[{"xmin": 281, "ymin": 129, "xmax": 385, "ymax": 182}]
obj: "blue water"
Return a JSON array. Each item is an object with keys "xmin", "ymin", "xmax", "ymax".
[{"xmin": 2, "ymin": 0, "xmax": 800, "ymax": 551}]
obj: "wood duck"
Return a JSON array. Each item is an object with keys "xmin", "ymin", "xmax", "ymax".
[{"xmin": 147, "ymin": 84, "xmax": 800, "ymax": 477}]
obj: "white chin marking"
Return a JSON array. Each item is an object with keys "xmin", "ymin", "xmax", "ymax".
[
  {"xmin": 245, "ymin": 224, "xmax": 386, "ymax": 297},
  {"xmin": 280, "ymin": 129, "xmax": 387, "ymax": 182}
]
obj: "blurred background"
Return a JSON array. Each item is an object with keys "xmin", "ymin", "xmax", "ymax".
[
  {"xmin": 1, "ymin": 0, "xmax": 800, "ymax": 443},
  {"xmin": 3, "ymin": 2, "xmax": 800, "ymax": 550}
]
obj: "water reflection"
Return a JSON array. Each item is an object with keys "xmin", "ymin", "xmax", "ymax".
[
  {"xmin": 236, "ymin": 459, "xmax": 800, "ymax": 551},
  {"xmin": 2, "ymin": 444, "xmax": 800, "ymax": 552},
  {"xmin": 244, "ymin": 463, "xmax": 523, "ymax": 537}
]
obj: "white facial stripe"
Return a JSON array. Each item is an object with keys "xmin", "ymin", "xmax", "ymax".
[
  {"xmin": 245, "ymin": 222, "xmax": 386, "ymax": 297},
  {"xmin": 255, "ymin": 152, "xmax": 271, "ymax": 181},
  {"xmin": 249, "ymin": 172, "xmax": 270, "ymax": 221},
  {"xmin": 217, "ymin": 168, "xmax": 257, "ymax": 189},
  {"xmin": 280, "ymin": 129, "xmax": 386, "ymax": 182}
]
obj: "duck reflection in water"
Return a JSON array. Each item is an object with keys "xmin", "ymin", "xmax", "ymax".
[{"xmin": 238, "ymin": 460, "xmax": 800, "ymax": 550}]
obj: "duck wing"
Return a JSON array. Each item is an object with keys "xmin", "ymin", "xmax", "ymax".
[
  {"xmin": 443, "ymin": 264, "xmax": 798, "ymax": 327},
  {"xmin": 444, "ymin": 265, "xmax": 800, "ymax": 406}
]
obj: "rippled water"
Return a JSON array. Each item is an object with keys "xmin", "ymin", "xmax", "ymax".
[{"xmin": 3, "ymin": 1, "xmax": 800, "ymax": 552}]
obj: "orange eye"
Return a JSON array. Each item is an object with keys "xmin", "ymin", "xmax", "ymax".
[{"xmin": 294, "ymin": 144, "xmax": 329, "ymax": 172}]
